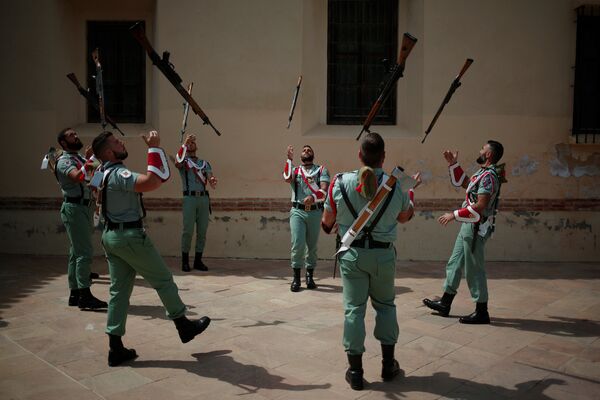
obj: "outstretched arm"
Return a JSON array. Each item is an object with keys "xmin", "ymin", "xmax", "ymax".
[
  {"xmin": 135, "ymin": 131, "xmax": 169, "ymax": 193},
  {"xmin": 438, "ymin": 193, "xmax": 491, "ymax": 226}
]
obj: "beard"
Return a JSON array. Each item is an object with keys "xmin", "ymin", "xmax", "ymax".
[
  {"xmin": 476, "ymin": 154, "xmax": 487, "ymax": 164},
  {"xmin": 301, "ymin": 154, "xmax": 314, "ymax": 164},
  {"xmin": 114, "ymin": 150, "xmax": 128, "ymax": 161},
  {"xmin": 67, "ymin": 139, "xmax": 83, "ymax": 151}
]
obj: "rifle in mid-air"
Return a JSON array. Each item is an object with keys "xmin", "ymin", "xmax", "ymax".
[
  {"xmin": 422, "ymin": 58, "xmax": 473, "ymax": 144},
  {"xmin": 91, "ymin": 48, "xmax": 107, "ymax": 130},
  {"xmin": 287, "ymin": 75, "xmax": 302, "ymax": 129},
  {"xmin": 66, "ymin": 73, "xmax": 126, "ymax": 135},
  {"xmin": 130, "ymin": 21, "xmax": 221, "ymax": 136},
  {"xmin": 356, "ymin": 33, "xmax": 418, "ymax": 141},
  {"xmin": 180, "ymin": 82, "xmax": 193, "ymax": 143}
]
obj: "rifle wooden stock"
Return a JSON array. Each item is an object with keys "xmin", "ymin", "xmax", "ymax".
[
  {"xmin": 65, "ymin": 73, "xmax": 126, "ymax": 136},
  {"xmin": 422, "ymin": 58, "xmax": 473, "ymax": 143},
  {"xmin": 357, "ymin": 33, "xmax": 418, "ymax": 141},
  {"xmin": 130, "ymin": 21, "xmax": 221, "ymax": 136}
]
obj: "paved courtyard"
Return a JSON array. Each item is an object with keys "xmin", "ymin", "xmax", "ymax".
[{"xmin": 0, "ymin": 254, "xmax": 598, "ymax": 399}]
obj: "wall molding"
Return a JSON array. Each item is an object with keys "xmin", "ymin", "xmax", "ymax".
[{"xmin": 1, "ymin": 197, "xmax": 599, "ymax": 212}]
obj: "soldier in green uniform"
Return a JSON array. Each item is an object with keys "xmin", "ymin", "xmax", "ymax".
[
  {"xmin": 92, "ymin": 130, "xmax": 211, "ymax": 367},
  {"xmin": 282, "ymin": 145, "xmax": 330, "ymax": 292},
  {"xmin": 423, "ymin": 140, "xmax": 504, "ymax": 324},
  {"xmin": 174, "ymin": 134, "xmax": 217, "ymax": 272},
  {"xmin": 321, "ymin": 133, "xmax": 420, "ymax": 390},
  {"xmin": 55, "ymin": 128, "xmax": 107, "ymax": 310}
]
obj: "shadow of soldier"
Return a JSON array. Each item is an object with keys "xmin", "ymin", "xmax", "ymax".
[
  {"xmin": 131, "ymin": 350, "xmax": 332, "ymax": 395},
  {"xmin": 314, "ymin": 283, "xmax": 412, "ymax": 295},
  {"xmin": 368, "ymin": 371, "xmax": 566, "ymax": 400},
  {"xmin": 126, "ymin": 304, "xmax": 198, "ymax": 320},
  {"xmin": 492, "ymin": 316, "xmax": 600, "ymax": 338}
]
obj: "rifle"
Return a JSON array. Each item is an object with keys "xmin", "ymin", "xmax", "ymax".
[
  {"xmin": 91, "ymin": 48, "xmax": 107, "ymax": 130},
  {"xmin": 422, "ymin": 58, "xmax": 473, "ymax": 144},
  {"xmin": 287, "ymin": 75, "xmax": 302, "ymax": 129},
  {"xmin": 66, "ymin": 73, "xmax": 126, "ymax": 135},
  {"xmin": 332, "ymin": 234, "xmax": 341, "ymax": 278},
  {"xmin": 356, "ymin": 33, "xmax": 418, "ymax": 141},
  {"xmin": 130, "ymin": 22, "xmax": 221, "ymax": 136},
  {"xmin": 180, "ymin": 82, "xmax": 193, "ymax": 143}
]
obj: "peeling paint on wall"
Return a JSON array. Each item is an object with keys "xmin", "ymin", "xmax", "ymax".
[
  {"xmin": 549, "ymin": 144, "xmax": 600, "ymax": 178},
  {"xmin": 259, "ymin": 216, "xmax": 288, "ymax": 230},
  {"xmin": 511, "ymin": 155, "xmax": 539, "ymax": 176},
  {"xmin": 418, "ymin": 211, "xmax": 435, "ymax": 220}
]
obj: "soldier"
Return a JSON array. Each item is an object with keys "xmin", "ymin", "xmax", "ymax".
[
  {"xmin": 174, "ymin": 134, "xmax": 217, "ymax": 272},
  {"xmin": 321, "ymin": 132, "xmax": 420, "ymax": 391},
  {"xmin": 282, "ymin": 144, "xmax": 330, "ymax": 292},
  {"xmin": 55, "ymin": 128, "xmax": 107, "ymax": 310},
  {"xmin": 423, "ymin": 140, "xmax": 504, "ymax": 324},
  {"xmin": 92, "ymin": 130, "xmax": 211, "ymax": 367}
]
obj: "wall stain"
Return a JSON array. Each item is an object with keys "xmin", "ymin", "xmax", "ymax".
[
  {"xmin": 418, "ymin": 211, "xmax": 435, "ymax": 220},
  {"xmin": 549, "ymin": 143, "xmax": 600, "ymax": 178},
  {"xmin": 550, "ymin": 218, "xmax": 593, "ymax": 233},
  {"xmin": 511, "ymin": 155, "xmax": 539, "ymax": 176},
  {"xmin": 513, "ymin": 211, "xmax": 541, "ymax": 226},
  {"xmin": 151, "ymin": 217, "xmax": 164, "ymax": 224},
  {"xmin": 259, "ymin": 216, "xmax": 288, "ymax": 230},
  {"xmin": 217, "ymin": 216, "xmax": 231, "ymax": 222}
]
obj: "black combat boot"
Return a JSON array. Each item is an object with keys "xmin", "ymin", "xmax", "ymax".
[
  {"xmin": 107, "ymin": 334, "xmax": 137, "ymax": 367},
  {"xmin": 78, "ymin": 287, "xmax": 108, "ymax": 310},
  {"xmin": 345, "ymin": 353, "xmax": 364, "ymax": 391},
  {"xmin": 182, "ymin": 252, "xmax": 191, "ymax": 272},
  {"xmin": 381, "ymin": 344, "xmax": 402, "ymax": 381},
  {"xmin": 459, "ymin": 302, "xmax": 490, "ymax": 324},
  {"xmin": 68, "ymin": 289, "xmax": 79, "ymax": 307},
  {"xmin": 193, "ymin": 252, "xmax": 208, "ymax": 271},
  {"xmin": 290, "ymin": 268, "xmax": 301, "ymax": 292},
  {"xmin": 174, "ymin": 315, "xmax": 211, "ymax": 343},
  {"xmin": 305, "ymin": 269, "xmax": 317, "ymax": 289},
  {"xmin": 423, "ymin": 292, "xmax": 455, "ymax": 317}
]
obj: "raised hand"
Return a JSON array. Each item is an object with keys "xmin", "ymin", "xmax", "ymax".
[
  {"xmin": 412, "ymin": 171, "xmax": 422, "ymax": 189},
  {"xmin": 142, "ymin": 130, "xmax": 160, "ymax": 148},
  {"xmin": 208, "ymin": 176, "xmax": 218, "ymax": 189},
  {"xmin": 184, "ymin": 134, "xmax": 196, "ymax": 146},
  {"xmin": 84, "ymin": 145, "xmax": 94, "ymax": 159},
  {"xmin": 443, "ymin": 150, "xmax": 458, "ymax": 166},
  {"xmin": 287, "ymin": 145, "xmax": 294, "ymax": 161},
  {"xmin": 438, "ymin": 212, "xmax": 455, "ymax": 226}
]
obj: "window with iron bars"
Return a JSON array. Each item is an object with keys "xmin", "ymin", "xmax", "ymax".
[
  {"xmin": 573, "ymin": 6, "xmax": 600, "ymax": 143},
  {"xmin": 87, "ymin": 21, "xmax": 146, "ymax": 124},
  {"xmin": 327, "ymin": 0, "xmax": 399, "ymax": 125}
]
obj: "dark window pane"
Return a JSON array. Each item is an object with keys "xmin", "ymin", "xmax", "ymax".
[
  {"xmin": 327, "ymin": 0, "xmax": 398, "ymax": 125},
  {"xmin": 573, "ymin": 6, "xmax": 600, "ymax": 143},
  {"xmin": 87, "ymin": 21, "xmax": 145, "ymax": 124}
]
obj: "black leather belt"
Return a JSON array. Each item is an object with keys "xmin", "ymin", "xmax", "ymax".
[
  {"xmin": 64, "ymin": 197, "xmax": 90, "ymax": 206},
  {"xmin": 292, "ymin": 202, "xmax": 324, "ymax": 211},
  {"xmin": 105, "ymin": 220, "xmax": 143, "ymax": 231},
  {"xmin": 350, "ymin": 238, "xmax": 392, "ymax": 249},
  {"xmin": 183, "ymin": 191, "xmax": 208, "ymax": 196}
]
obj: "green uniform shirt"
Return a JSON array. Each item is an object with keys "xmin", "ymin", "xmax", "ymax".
[
  {"xmin": 55, "ymin": 152, "xmax": 90, "ymax": 199},
  {"xmin": 464, "ymin": 165, "xmax": 500, "ymax": 219},
  {"xmin": 178, "ymin": 158, "xmax": 212, "ymax": 192},
  {"xmin": 325, "ymin": 168, "xmax": 410, "ymax": 243},
  {"xmin": 102, "ymin": 162, "xmax": 142, "ymax": 223},
  {"xmin": 289, "ymin": 164, "xmax": 330, "ymax": 203}
]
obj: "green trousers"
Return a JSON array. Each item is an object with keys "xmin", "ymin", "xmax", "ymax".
[
  {"xmin": 289, "ymin": 207, "xmax": 322, "ymax": 269},
  {"xmin": 181, "ymin": 196, "xmax": 210, "ymax": 253},
  {"xmin": 443, "ymin": 222, "xmax": 490, "ymax": 303},
  {"xmin": 339, "ymin": 247, "xmax": 398, "ymax": 355},
  {"xmin": 60, "ymin": 202, "xmax": 93, "ymax": 289},
  {"xmin": 102, "ymin": 228, "xmax": 186, "ymax": 336}
]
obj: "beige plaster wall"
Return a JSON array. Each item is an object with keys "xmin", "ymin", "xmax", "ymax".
[{"xmin": 0, "ymin": 0, "xmax": 598, "ymax": 261}]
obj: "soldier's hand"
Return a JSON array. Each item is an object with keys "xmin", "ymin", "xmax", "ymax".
[
  {"xmin": 438, "ymin": 212, "xmax": 455, "ymax": 226},
  {"xmin": 184, "ymin": 134, "xmax": 195, "ymax": 146},
  {"xmin": 208, "ymin": 176, "xmax": 218, "ymax": 189},
  {"xmin": 84, "ymin": 146, "xmax": 94, "ymax": 159},
  {"xmin": 443, "ymin": 150, "xmax": 458, "ymax": 165},
  {"xmin": 142, "ymin": 130, "xmax": 160, "ymax": 148},
  {"xmin": 412, "ymin": 171, "xmax": 422, "ymax": 189},
  {"xmin": 287, "ymin": 145, "xmax": 294, "ymax": 161},
  {"xmin": 303, "ymin": 195, "xmax": 314, "ymax": 206}
]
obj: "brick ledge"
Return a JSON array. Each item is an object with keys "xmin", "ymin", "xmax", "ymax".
[{"xmin": 1, "ymin": 197, "xmax": 598, "ymax": 212}]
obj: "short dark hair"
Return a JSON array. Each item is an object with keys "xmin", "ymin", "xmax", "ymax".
[
  {"xmin": 360, "ymin": 132, "xmax": 385, "ymax": 167},
  {"xmin": 302, "ymin": 145, "xmax": 313, "ymax": 151},
  {"xmin": 487, "ymin": 140, "xmax": 504, "ymax": 164},
  {"xmin": 92, "ymin": 131, "xmax": 114, "ymax": 160},
  {"xmin": 57, "ymin": 127, "xmax": 72, "ymax": 147}
]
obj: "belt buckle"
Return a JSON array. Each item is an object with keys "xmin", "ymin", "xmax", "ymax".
[{"xmin": 305, "ymin": 204, "xmax": 311, "ymax": 212}]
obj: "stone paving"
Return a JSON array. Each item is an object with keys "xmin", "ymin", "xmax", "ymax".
[{"xmin": 0, "ymin": 254, "xmax": 599, "ymax": 399}]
